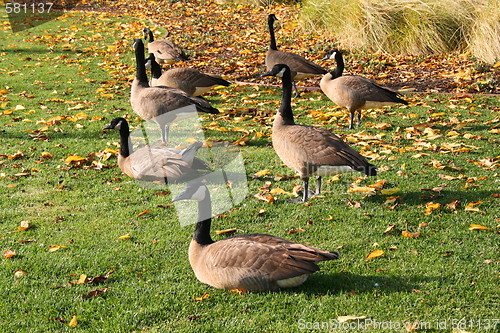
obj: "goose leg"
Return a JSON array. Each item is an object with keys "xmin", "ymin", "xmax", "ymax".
[
  {"xmin": 315, "ymin": 176, "xmax": 322, "ymax": 195},
  {"xmin": 161, "ymin": 125, "xmax": 170, "ymax": 143},
  {"xmin": 302, "ymin": 178, "xmax": 309, "ymax": 202},
  {"xmin": 357, "ymin": 110, "xmax": 362, "ymax": 127},
  {"xmin": 292, "ymin": 81, "xmax": 301, "ymax": 98},
  {"xmin": 349, "ymin": 110, "xmax": 355, "ymax": 130}
]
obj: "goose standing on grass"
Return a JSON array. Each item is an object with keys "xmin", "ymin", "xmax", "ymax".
[
  {"xmin": 143, "ymin": 27, "xmax": 189, "ymax": 65},
  {"xmin": 145, "ymin": 53, "xmax": 230, "ymax": 96},
  {"xmin": 130, "ymin": 39, "xmax": 219, "ymax": 143},
  {"xmin": 103, "ymin": 117, "xmax": 209, "ymax": 183},
  {"xmin": 320, "ymin": 49, "xmax": 408, "ymax": 130},
  {"xmin": 262, "ymin": 64, "xmax": 377, "ymax": 202},
  {"xmin": 173, "ymin": 181, "xmax": 338, "ymax": 291},
  {"xmin": 265, "ymin": 14, "xmax": 327, "ymax": 97}
]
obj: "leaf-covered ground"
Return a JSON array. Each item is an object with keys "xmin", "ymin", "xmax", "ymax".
[
  {"xmin": 75, "ymin": 0, "xmax": 500, "ymax": 95},
  {"xmin": 0, "ymin": 1, "xmax": 499, "ymax": 332}
]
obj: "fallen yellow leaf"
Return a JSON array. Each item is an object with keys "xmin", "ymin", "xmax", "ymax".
[
  {"xmin": 77, "ymin": 274, "xmax": 87, "ymax": 284},
  {"xmin": 69, "ymin": 315, "xmax": 77, "ymax": 327},
  {"xmin": 49, "ymin": 245, "xmax": 67, "ymax": 252},
  {"xmin": 230, "ymin": 288, "xmax": 246, "ymax": 295},
  {"xmin": 383, "ymin": 224, "xmax": 397, "ymax": 234},
  {"xmin": 117, "ymin": 234, "xmax": 131, "ymax": 240},
  {"xmin": 253, "ymin": 193, "xmax": 274, "ymax": 204},
  {"xmin": 365, "ymin": 250, "xmax": 385, "ymax": 261},
  {"xmin": 468, "ymin": 224, "xmax": 490, "ymax": 231},
  {"xmin": 381, "ymin": 188, "xmax": 400, "ymax": 195},
  {"xmin": 17, "ymin": 220, "xmax": 30, "ymax": 231},
  {"xmin": 3, "ymin": 250, "xmax": 16, "ymax": 259},
  {"xmin": 269, "ymin": 187, "xmax": 293, "ymax": 195},
  {"xmin": 41, "ymin": 151, "xmax": 53, "ymax": 158},
  {"xmin": 136, "ymin": 209, "xmax": 151, "ymax": 218},
  {"xmin": 14, "ymin": 269, "xmax": 26, "ymax": 277},
  {"xmin": 384, "ymin": 196, "xmax": 400, "ymax": 205},
  {"xmin": 65, "ymin": 155, "xmax": 87, "ymax": 164},
  {"xmin": 215, "ymin": 228, "xmax": 237, "ymax": 235},
  {"xmin": 337, "ymin": 315, "xmax": 367, "ymax": 323},
  {"xmin": 368, "ymin": 179, "xmax": 387, "ymax": 190},
  {"xmin": 464, "ymin": 201, "xmax": 482, "ymax": 212},
  {"xmin": 194, "ymin": 293, "xmax": 209, "ymax": 301},
  {"xmin": 402, "ymin": 230, "xmax": 421, "ymax": 238},
  {"xmin": 424, "ymin": 202, "xmax": 441, "ymax": 215},
  {"xmin": 253, "ymin": 169, "xmax": 270, "ymax": 178},
  {"xmin": 347, "ymin": 185, "xmax": 376, "ymax": 194}
]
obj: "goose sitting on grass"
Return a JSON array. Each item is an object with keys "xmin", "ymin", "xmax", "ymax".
[{"xmin": 173, "ymin": 181, "xmax": 338, "ymax": 291}]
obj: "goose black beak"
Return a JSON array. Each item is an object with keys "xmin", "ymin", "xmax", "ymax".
[{"xmin": 172, "ymin": 191, "xmax": 190, "ymax": 202}]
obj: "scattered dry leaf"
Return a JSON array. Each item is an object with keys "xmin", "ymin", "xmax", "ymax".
[
  {"xmin": 194, "ymin": 293, "xmax": 209, "ymax": 302},
  {"xmin": 383, "ymin": 224, "xmax": 397, "ymax": 234},
  {"xmin": 215, "ymin": 228, "xmax": 237, "ymax": 235},
  {"xmin": 253, "ymin": 193, "xmax": 274, "ymax": 204},
  {"xmin": 82, "ymin": 288, "xmax": 109, "ymax": 299},
  {"xmin": 380, "ymin": 187, "xmax": 400, "ymax": 195},
  {"xmin": 230, "ymin": 288, "xmax": 246, "ymax": 295},
  {"xmin": 117, "ymin": 234, "xmax": 131, "ymax": 240},
  {"xmin": 269, "ymin": 187, "xmax": 293, "ymax": 195},
  {"xmin": 69, "ymin": 315, "xmax": 77, "ymax": 327},
  {"xmin": 468, "ymin": 224, "xmax": 490, "ymax": 231},
  {"xmin": 14, "ymin": 269, "xmax": 26, "ymax": 277},
  {"xmin": 17, "ymin": 220, "xmax": 30, "ymax": 231},
  {"xmin": 464, "ymin": 201, "xmax": 482, "ymax": 212},
  {"xmin": 402, "ymin": 230, "xmax": 421, "ymax": 238},
  {"xmin": 337, "ymin": 315, "xmax": 367, "ymax": 323},
  {"xmin": 365, "ymin": 250, "xmax": 385, "ymax": 261},
  {"xmin": 3, "ymin": 250, "xmax": 16, "ymax": 259},
  {"xmin": 49, "ymin": 245, "xmax": 67, "ymax": 252},
  {"xmin": 136, "ymin": 209, "xmax": 151, "ymax": 218},
  {"xmin": 65, "ymin": 155, "xmax": 87, "ymax": 164},
  {"xmin": 424, "ymin": 202, "xmax": 441, "ymax": 215},
  {"xmin": 253, "ymin": 169, "xmax": 270, "ymax": 178}
]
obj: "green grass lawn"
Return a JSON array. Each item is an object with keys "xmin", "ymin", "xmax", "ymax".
[{"xmin": 1, "ymin": 10, "xmax": 499, "ymax": 333}]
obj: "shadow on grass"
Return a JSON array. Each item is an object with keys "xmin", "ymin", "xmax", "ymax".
[{"xmin": 294, "ymin": 271, "xmax": 434, "ymax": 295}]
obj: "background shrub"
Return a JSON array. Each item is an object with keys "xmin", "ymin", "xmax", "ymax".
[{"xmin": 301, "ymin": 0, "xmax": 500, "ymax": 64}]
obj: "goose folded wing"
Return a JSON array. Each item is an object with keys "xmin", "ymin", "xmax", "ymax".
[
  {"xmin": 129, "ymin": 147, "xmax": 191, "ymax": 181},
  {"xmin": 342, "ymin": 76, "xmax": 407, "ymax": 104},
  {"xmin": 206, "ymin": 236, "xmax": 333, "ymax": 281},
  {"xmin": 282, "ymin": 125, "xmax": 370, "ymax": 168}
]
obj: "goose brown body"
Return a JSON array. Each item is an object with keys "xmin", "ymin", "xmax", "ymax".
[
  {"xmin": 143, "ymin": 28, "xmax": 188, "ymax": 65},
  {"xmin": 320, "ymin": 49, "xmax": 408, "ymax": 129},
  {"xmin": 130, "ymin": 39, "xmax": 218, "ymax": 142},
  {"xmin": 188, "ymin": 233, "xmax": 337, "ymax": 291},
  {"xmin": 103, "ymin": 117, "xmax": 208, "ymax": 183},
  {"xmin": 173, "ymin": 182, "xmax": 338, "ymax": 291},
  {"xmin": 265, "ymin": 14, "xmax": 326, "ymax": 96},
  {"xmin": 262, "ymin": 64, "xmax": 377, "ymax": 202},
  {"xmin": 146, "ymin": 54, "xmax": 230, "ymax": 96}
]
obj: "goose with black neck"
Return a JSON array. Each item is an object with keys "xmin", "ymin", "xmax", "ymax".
[
  {"xmin": 173, "ymin": 181, "xmax": 338, "ymax": 291},
  {"xmin": 262, "ymin": 63, "xmax": 377, "ymax": 202}
]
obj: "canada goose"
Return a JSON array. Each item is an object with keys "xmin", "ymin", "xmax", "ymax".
[
  {"xmin": 103, "ymin": 117, "xmax": 209, "ymax": 183},
  {"xmin": 173, "ymin": 181, "xmax": 338, "ymax": 291},
  {"xmin": 145, "ymin": 53, "xmax": 230, "ymax": 96},
  {"xmin": 143, "ymin": 27, "xmax": 189, "ymax": 65},
  {"xmin": 131, "ymin": 39, "xmax": 219, "ymax": 142},
  {"xmin": 262, "ymin": 64, "xmax": 377, "ymax": 202},
  {"xmin": 320, "ymin": 49, "xmax": 408, "ymax": 130},
  {"xmin": 265, "ymin": 14, "xmax": 327, "ymax": 97}
]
